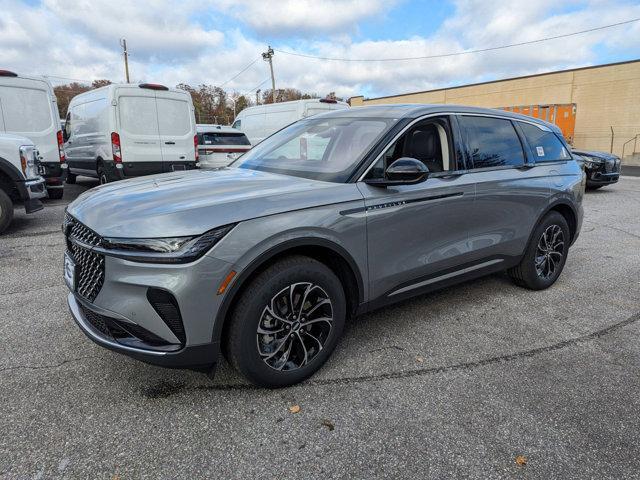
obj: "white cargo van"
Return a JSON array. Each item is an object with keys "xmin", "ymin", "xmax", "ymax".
[
  {"xmin": 231, "ymin": 98, "xmax": 349, "ymax": 145},
  {"xmin": 0, "ymin": 70, "xmax": 66, "ymax": 198},
  {"xmin": 64, "ymin": 83, "xmax": 198, "ymax": 183}
]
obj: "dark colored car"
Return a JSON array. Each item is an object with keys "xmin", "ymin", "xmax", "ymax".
[{"xmin": 572, "ymin": 149, "xmax": 620, "ymax": 189}]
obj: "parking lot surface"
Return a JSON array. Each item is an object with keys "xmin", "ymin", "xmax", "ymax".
[{"xmin": 1, "ymin": 177, "xmax": 640, "ymax": 479}]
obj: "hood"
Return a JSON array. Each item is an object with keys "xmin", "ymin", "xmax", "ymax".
[
  {"xmin": 67, "ymin": 168, "xmax": 362, "ymax": 237},
  {"xmin": 572, "ymin": 149, "xmax": 617, "ymax": 161}
]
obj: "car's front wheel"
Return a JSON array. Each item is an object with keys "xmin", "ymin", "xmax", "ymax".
[
  {"xmin": 225, "ymin": 255, "xmax": 346, "ymax": 388},
  {"xmin": 508, "ymin": 211, "xmax": 570, "ymax": 290}
]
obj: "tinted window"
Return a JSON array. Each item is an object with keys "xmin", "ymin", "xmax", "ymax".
[
  {"xmin": 518, "ymin": 122, "xmax": 570, "ymax": 162},
  {"xmin": 0, "ymin": 87, "xmax": 53, "ymax": 133},
  {"xmin": 459, "ymin": 116, "xmax": 525, "ymax": 168},
  {"xmin": 156, "ymin": 98, "xmax": 191, "ymax": 136},
  {"xmin": 119, "ymin": 96, "xmax": 158, "ymax": 136},
  {"xmin": 199, "ymin": 132, "xmax": 250, "ymax": 146}
]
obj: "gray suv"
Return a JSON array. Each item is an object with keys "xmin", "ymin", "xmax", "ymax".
[{"xmin": 64, "ymin": 105, "xmax": 584, "ymax": 387}]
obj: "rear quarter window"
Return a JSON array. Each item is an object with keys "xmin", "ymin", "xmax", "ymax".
[
  {"xmin": 518, "ymin": 122, "xmax": 570, "ymax": 162},
  {"xmin": 0, "ymin": 86, "xmax": 53, "ymax": 133}
]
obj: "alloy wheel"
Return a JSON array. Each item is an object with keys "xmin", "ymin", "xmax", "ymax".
[
  {"xmin": 535, "ymin": 224, "xmax": 564, "ymax": 279},
  {"xmin": 256, "ymin": 282, "xmax": 333, "ymax": 371}
]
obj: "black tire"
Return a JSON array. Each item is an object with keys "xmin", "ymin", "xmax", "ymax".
[
  {"xmin": 508, "ymin": 211, "xmax": 570, "ymax": 290},
  {"xmin": 225, "ymin": 255, "xmax": 346, "ymax": 388},
  {"xmin": 0, "ymin": 189, "xmax": 13, "ymax": 234},
  {"xmin": 97, "ymin": 164, "xmax": 108, "ymax": 185},
  {"xmin": 66, "ymin": 172, "xmax": 77, "ymax": 184},
  {"xmin": 47, "ymin": 188, "xmax": 64, "ymax": 200}
]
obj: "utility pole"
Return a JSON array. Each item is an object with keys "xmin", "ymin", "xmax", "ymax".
[
  {"xmin": 262, "ymin": 46, "xmax": 276, "ymax": 103},
  {"xmin": 256, "ymin": 89, "xmax": 261, "ymax": 105},
  {"xmin": 120, "ymin": 38, "xmax": 130, "ymax": 83}
]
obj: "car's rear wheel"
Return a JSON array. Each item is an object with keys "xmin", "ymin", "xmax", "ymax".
[
  {"xmin": 508, "ymin": 211, "xmax": 570, "ymax": 290},
  {"xmin": 225, "ymin": 255, "xmax": 346, "ymax": 388},
  {"xmin": 0, "ymin": 189, "xmax": 13, "ymax": 234}
]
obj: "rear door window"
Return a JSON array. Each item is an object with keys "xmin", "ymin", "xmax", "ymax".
[
  {"xmin": 119, "ymin": 96, "xmax": 159, "ymax": 136},
  {"xmin": 518, "ymin": 122, "xmax": 570, "ymax": 162},
  {"xmin": 0, "ymin": 87, "xmax": 53, "ymax": 133},
  {"xmin": 200, "ymin": 132, "xmax": 250, "ymax": 145},
  {"xmin": 459, "ymin": 115, "xmax": 525, "ymax": 169},
  {"xmin": 156, "ymin": 98, "xmax": 191, "ymax": 136}
]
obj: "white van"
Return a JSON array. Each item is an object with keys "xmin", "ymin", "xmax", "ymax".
[
  {"xmin": 196, "ymin": 124, "xmax": 251, "ymax": 168},
  {"xmin": 0, "ymin": 70, "xmax": 66, "ymax": 199},
  {"xmin": 64, "ymin": 83, "xmax": 197, "ymax": 184},
  {"xmin": 231, "ymin": 98, "xmax": 349, "ymax": 145}
]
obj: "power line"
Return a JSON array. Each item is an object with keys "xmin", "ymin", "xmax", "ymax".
[
  {"xmin": 240, "ymin": 78, "xmax": 270, "ymax": 98},
  {"xmin": 273, "ymin": 17, "xmax": 640, "ymax": 62},
  {"xmin": 218, "ymin": 58, "xmax": 260, "ymax": 88}
]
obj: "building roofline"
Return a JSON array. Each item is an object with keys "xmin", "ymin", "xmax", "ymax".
[{"xmin": 350, "ymin": 58, "xmax": 640, "ymax": 103}]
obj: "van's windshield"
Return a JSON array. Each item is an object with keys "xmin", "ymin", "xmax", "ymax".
[{"xmin": 235, "ymin": 117, "xmax": 395, "ymax": 182}]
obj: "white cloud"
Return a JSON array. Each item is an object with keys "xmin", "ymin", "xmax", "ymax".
[
  {"xmin": 0, "ymin": 0, "xmax": 638, "ymax": 100},
  {"xmin": 214, "ymin": 0, "xmax": 397, "ymax": 35}
]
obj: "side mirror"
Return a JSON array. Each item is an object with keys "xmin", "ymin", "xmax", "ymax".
[{"xmin": 365, "ymin": 157, "xmax": 429, "ymax": 187}]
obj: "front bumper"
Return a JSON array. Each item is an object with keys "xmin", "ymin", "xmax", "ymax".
[
  {"xmin": 64, "ymin": 237, "xmax": 234, "ymax": 370},
  {"xmin": 17, "ymin": 177, "xmax": 46, "ymax": 213},
  {"xmin": 41, "ymin": 162, "xmax": 67, "ymax": 188},
  {"xmin": 586, "ymin": 171, "xmax": 619, "ymax": 186},
  {"xmin": 68, "ymin": 293, "xmax": 218, "ymax": 370}
]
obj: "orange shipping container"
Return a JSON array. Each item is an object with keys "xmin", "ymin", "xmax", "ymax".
[{"xmin": 500, "ymin": 103, "xmax": 576, "ymax": 145}]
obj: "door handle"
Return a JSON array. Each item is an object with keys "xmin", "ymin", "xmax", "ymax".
[{"xmin": 165, "ymin": 141, "xmax": 175, "ymax": 145}]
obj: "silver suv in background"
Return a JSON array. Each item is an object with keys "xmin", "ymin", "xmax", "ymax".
[{"xmin": 64, "ymin": 105, "xmax": 584, "ymax": 387}]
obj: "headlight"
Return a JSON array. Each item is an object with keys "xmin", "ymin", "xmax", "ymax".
[
  {"xmin": 19, "ymin": 145, "xmax": 39, "ymax": 180},
  {"xmin": 102, "ymin": 224, "xmax": 235, "ymax": 263},
  {"xmin": 582, "ymin": 156, "xmax": 603, "ymax": 169}
]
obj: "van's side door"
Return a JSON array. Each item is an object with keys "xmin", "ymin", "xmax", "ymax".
[
  {"xmin": 155, "ymin": 92, "xmax": 196, "ymax": 172},
  {"xmin": 358, "ymin": 115, "xmax": 476, "ymax": 302},
  {"xmin": 456, "ymin": 114, "xmax": 551, "ymax": 265},
  {"xmin": 116, "ymin": 88, "xmax": 163, "ymax": 176}
]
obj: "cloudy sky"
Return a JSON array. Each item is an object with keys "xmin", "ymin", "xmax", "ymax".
[{"xmin": 1, "ymin": 0, "xmax": 639, "ymax": 99}]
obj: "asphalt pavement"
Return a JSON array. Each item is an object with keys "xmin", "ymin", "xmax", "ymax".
[{"xmin": 1, "ymin": 176, "xmax": 639, "ymax": 479}]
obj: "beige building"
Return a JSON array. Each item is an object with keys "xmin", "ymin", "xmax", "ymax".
[{"xmin": 350, "ymin": 59, "xmax": 640, "ymax": 164}]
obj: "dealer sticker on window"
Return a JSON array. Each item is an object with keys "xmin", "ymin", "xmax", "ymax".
[{"xmin": 536, "ymin": 146, "xmax": 545, "ymax": 157}]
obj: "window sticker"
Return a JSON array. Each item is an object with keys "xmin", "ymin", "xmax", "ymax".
[{"xmin": 536, "ymin": 146, "xmax": 545, "ymax": 157}]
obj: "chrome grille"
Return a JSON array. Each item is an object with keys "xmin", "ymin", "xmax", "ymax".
[{"xmin": 64, "ymin": 214, "xmax": 105, "ymax": 302}]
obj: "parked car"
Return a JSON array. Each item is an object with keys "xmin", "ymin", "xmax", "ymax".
[
  {"xmin": 0, "ymin": 70, "xmax": 66, "ymax": 199},
  {"xmin": 571, "ymin": 148, "xmax": 620, "ymax": 189},
  {"xmin": 196, "ymin": 124, "xmax": 251, "ymax": 168},
  {"xmin": 0, "ymin": 133, "xmax": 46, "ymax": 233},
  {"xmin": 232, "ymin": 98, "xmax": 349, "ymax": 145},
  {"xmin": 64, "ymin": 105, "xmax": 583, "ymax": 387},
  {"xmin": 64, "ymin": 83, "xmax": 198, "ymax": 184}
]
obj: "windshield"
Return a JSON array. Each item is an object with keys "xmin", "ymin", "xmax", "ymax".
[{"xmin": 234, "ymin": 117, "xmax": 394, "ymax": 182}]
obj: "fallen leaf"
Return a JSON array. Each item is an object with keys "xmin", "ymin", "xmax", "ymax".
[
  {"xmin": 515, "ymin": 455, "xmax": 527, "ymax": 466},
  {"xmin": 289, "ymin": 405, "xmax": 301, "ymax": 414},
  {"xmin": 416, "ymin": 355, "xmax": 424, "ymax": 363},
  {"xmin": 321, "ymin": 419, "xmax": 335, "ymax": 431}
]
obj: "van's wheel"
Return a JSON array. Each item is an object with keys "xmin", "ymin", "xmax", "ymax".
[
  {"xmin": 47, "ymin": 188, "xmax": 64, "ymax": 200},
  {"xmin": 66, "ymin": 173, "xmax": 76, "ymax": 184},
  {"xmin": 0, "ymin": 189, "xmax": 14, "ymax": 234},
  {"xmin": 97, "ymin": 165, "xmax": 109, "ymax": 185},
  {"xmin": 225, "ymin": 255, "xmax": 346, "ymax": 388},
  {"xmin": 508, "ymin": 211, "xmax": 570, "ymax": 290}
]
